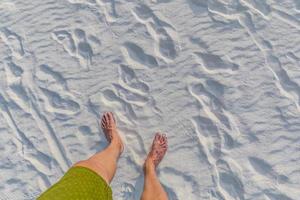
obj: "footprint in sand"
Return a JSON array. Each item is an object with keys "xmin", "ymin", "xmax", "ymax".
[
  {"xmin": 194, "ymin": 52, "xmax": 239, "ymax": 73},
  {"xmin": 264, "ymin": 190, "xmax": 293, "ymax": 200},
  {"xmin": 248, "ymin": 156, "xmax": 289, "ymax": 184},
  {"xmin": 73, "ymin": 28, "xmax": 93, "ymax": 69},
  {"xmin": 294, "ymin": 0, "xmax": 300, "ymax": 11},
  {"xmin": 116, "ymin": 64, "xmax": 162, "ymax": 117},
  {"xmin": 96, "ymin": 0, "xmax": 118, "ymax": 22},
  {"xmin": 78, "ymin": 126, "xmax": 94, "ymax": 136},
  {"xmin": 113, "ymin": 64, "xmax": 151, "ymax": 106},
  {"xmin": 0, "ymin": 89, "xmax": 54, "ymax": 188},
  {"xmin": 113, "ymin": 83, "xmax": 149, "ymax": 106},
  {"xmin": 241, "ymin": 0, "xmax": 300, "ymax": 31},
  {"xmin": 39, "ymin": 87, "xmax": 80, "ymax": 116},
  {"xmin": 121, "ymin": 42, "xmax": 158, "ymax": 69},
  {"xmin": 99, "ymin": 64, "xmax": 161, "ymax": 128},
  {"xmin": 192, "ymin": 115, "xmax": 222, "ymax": 159},
  {"xmin": 4, "ymin": 58, "xmax": 24, "ymax": 84},
  {"xmin": 0, "ymin": 28, "xmax": 25, "ymax": 59},
  {"xmin": 216, "ymin": 159, "xmax": 245, "ymax": 200},
  {"xmin": 189, "ymin": 81, "xmax": 240, "ymax": 150},
  {"xmin": 118, "ymin": 64, "xmax": 149, "ymax": 94},
  {"xmin": 132, "ymin": 4, "xmax": 153, "ymax": 21},
  {"xmin": 52, "ymin": 30, "xmax": 76, "ymax": 56},
  {"xmin": 155, "ymin": 25, "xmax": 178, "ymax": 61},
  {"xmin": 2, "ymin": 53, "xmax": 72, "ymax": 184},
  {"xmin": 160, "ymin": 167, "xmax": 200, "ymax": 200},
  {"xmin": 132, "ymin": 4, "xmax": 178, "ymax": 62},
  {"xmin": 38, "ymin": 64, "xmax": 68, "ymax": 90},
  {"xmin": 5, "ymin": 60, "xmax": 24, "ymax": 77},
  {"xmin": 34, "ymin": 64, "xmax": 80, "ymax": 116},
  {"xmin": 3, "ymin": 59, "xmax": 30, "ymax": 109},
  {"xmin": 52, "ymin": 29, "xmax": 94, "ymax": 70},
  {"xmin": 100, "ymin": 88, "xmax": 137, "ymax": 125},
  {"xmin": 186, "ymin": 0, "xmax": 207, "ymax": 14}
]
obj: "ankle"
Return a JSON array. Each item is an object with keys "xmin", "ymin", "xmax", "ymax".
[
  {"xmin": 144, "ymin": 158, "xmax": 156, "ymax": 174},
  {"xmin": 109, "ymin": 138, "xmax": 123, "ymax": 155}
]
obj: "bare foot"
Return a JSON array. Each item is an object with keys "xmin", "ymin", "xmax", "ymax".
[
  {"xmin": 145, "ymin": 133, "xmax": 168, "ymax": 169},
  {"xmin": 101, "ymin": 112, "xmax": 124, "ymax": 154}
]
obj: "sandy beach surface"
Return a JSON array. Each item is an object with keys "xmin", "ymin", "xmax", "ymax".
[{"xmin": 0, "ymin": 0, "xmax": 300, "ymax": 199}]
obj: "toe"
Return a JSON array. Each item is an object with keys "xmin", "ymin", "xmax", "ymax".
[
  {"xmin": 101, "ymin": 120, "xmax": 106, "ymax": 128},
  {"xmin": 109, "ymin": 112, "xmax": 116, "ymax": 123},
  {"xmin": 102, "ymin": 113, "xmax": 108, "ymax": 123},
  {"xmin": 159, "ymin": 134, "xmax": 166, "ymax": 143},
  {"xmin": 108, "ymin": 112, "xmax": 114, "ymax": 125},
  {"xmin": 154, "ymin": 132, "xmax": 161, "ymax": 141},
  {"xmin": 160, "ymin": 141, "xmax": 167, "ymax": 147}
]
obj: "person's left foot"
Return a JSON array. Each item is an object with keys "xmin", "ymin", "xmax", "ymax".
[
  {"xmin": 144, "ymin": 132, "xmax": 168, "ymax": 171},
  {"xmin": 101, "ymin": 112, "xmax": 124, "ymax": 154}
]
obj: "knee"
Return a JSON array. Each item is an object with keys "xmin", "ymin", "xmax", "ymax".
[
  {"xmin": 73, "ymin": 160, "xmax": 110, "ymax": 184},
  {"xmin": 73, "ymin": 160, "xmax": 91, "ymax": 168}
]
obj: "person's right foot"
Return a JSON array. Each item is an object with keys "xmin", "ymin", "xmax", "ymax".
[{"xmin": 145, "ymin": 133, "xmax": 168, "ymax": 169}]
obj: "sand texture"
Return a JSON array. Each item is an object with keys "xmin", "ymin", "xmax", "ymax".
[{"xmin": 0, "ymin": 0, "xmax": 300, "ymax": 199}]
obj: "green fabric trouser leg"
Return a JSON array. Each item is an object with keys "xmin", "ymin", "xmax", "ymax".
[{"xmin": 38, "ymin": 166, "xmax": 113, "ymax": 200}]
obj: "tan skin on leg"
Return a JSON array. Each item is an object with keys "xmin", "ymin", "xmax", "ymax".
[
  {"xmin": 74, "ymin": 112, "xmax": 123, "ymax": 184},
  {"xmin": 141, "ymin": 133, "xmax": 169, "ymax": 200},
  {"xmin": 74, "ymin": 112, "xmax": 168, "ymax": 199}
]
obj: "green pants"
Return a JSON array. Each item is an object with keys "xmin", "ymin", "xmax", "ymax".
[{"xmin": 38, "ymin": 166, "xmax": 113, "ymax": 200}]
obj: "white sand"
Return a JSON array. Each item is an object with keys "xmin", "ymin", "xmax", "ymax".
[{"xmin": 0, "ymin": 0, "xmax": 300, "ymax": 199}]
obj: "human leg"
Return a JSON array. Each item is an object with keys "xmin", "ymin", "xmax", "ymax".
[
  {"xmin": 74, "ymin": 112, "xmax": 123, "ymax": 184},
  {"xmin": 141, "ymin": 133, "xmax": 168, "ymax": 200}
]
